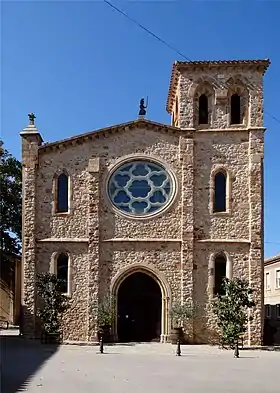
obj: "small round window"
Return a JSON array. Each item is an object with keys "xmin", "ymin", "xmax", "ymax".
[{"xmin": 107, "ymin": 159, "xmax": 175, "ymax": 217}]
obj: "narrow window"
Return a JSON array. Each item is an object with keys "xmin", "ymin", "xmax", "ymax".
[
  {"xmin": 57, "ymin": 173, "xmax": 69, "ymax": 213},
  {"xmin": 265, "ymin": 272, "xmax": 270, "ymax": 290},
  {"xmin": 214, "ymin": 254, "xmax": 227, "ymax": 295},
  {"xmin": 230, "ymin": 94, "xmax": 241, "ymax": 124},
  {"xmin": 214, "ymin": 172, "xmax": 227, "ymax": 213},
  {"xmin": 276, "ymin": 270, "xmax": 280, "ymax": 289},
  {"xmin": 198, "ymin": 94, "xmax": 208, "ymax": 124},
  {"xmin": 56, "ymin": 253, "xmax": 68, "ymax": 293}
]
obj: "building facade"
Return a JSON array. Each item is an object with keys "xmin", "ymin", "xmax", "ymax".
[
  {"xmin": 21, "ymin": 59, "xmax": 270, "ymax": 344},
  {"xmin": 264, "ymin": 255, "xmax": 280, "ymax": 345},
  {"xmin": 0, "ymin": 256, "xmax": 21, "ymax": 327}
]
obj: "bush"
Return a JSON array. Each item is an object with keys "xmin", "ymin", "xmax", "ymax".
[
  {"xmin": 97, "ymin": 294, "xmax": 115, "ymax": 327},
  {"xmin": 170, "ymin": 300, "xmax": 196, "ymax": 329}
]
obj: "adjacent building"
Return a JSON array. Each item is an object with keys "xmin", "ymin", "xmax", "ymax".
[
  {"xmin": 0, "ymin": 256, "xmax": 21, "ymax": 327},
  {"xmin": 264, "ymin": 254, "xmax": 280, "ymax": 345},
  {"xmin": 21, "ymin": 59, "xmax": 270, "ymax": 345}
]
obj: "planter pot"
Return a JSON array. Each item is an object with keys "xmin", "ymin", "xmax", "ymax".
[
  {"xmin": 170, "ymin": 327, "xmax": 184, "ymax": 344},
  {"xmin": 42, "ymin": 331, "xmax": 62, "ymax": 344},
  {"xmin": 98, "ymin": 324, "xmax": 112, "ymax": 343}
]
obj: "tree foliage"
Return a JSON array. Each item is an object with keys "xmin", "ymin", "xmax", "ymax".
[
  {"xmin": 170, "ymin": 300, "xmax": 197, "ymax": 328},
  {"xmin": 36, "ymin": 273, "xmax": 69, "ymax": 336},
  {"xmin": 0, "ymin": 140, "xmax": 22, "ymax": 263},
  {"xmin": 212, "ymin": 277, "xmax": 255, "ymax": 348},
  {"xmin": 97, "ymin": 294, "xmax": 116, "ymax": 327}
]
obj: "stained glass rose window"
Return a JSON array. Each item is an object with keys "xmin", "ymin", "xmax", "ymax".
[{"xmin": 107, "ymin": 160, "xmax": 175, "ymax": 217}]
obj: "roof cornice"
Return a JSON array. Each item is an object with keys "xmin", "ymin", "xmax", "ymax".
[
  {"xmin": 264, "ymin": 254, "xmax": 280, "ymax": 266},
  {"xmin": 166, "ymin": 59, "xmax": 271, "ymax": 114},
  {"xmin": 38, "ymin": 119, "xmax": 188, "ymax": 154}
]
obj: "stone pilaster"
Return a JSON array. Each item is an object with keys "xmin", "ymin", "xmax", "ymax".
[
  {"xmin": 248, "ymin": 128, "xmax": 265, "ymax": 345},
  {"xmin": 87, "ymin": 158, "xmax": 100, "ymax": 341},
  {"xmin": 20, "ymin": 119, "xmax": 43, "ymax": 338},
  {"xmin": 180, "ymin": 132, "xmax": 194, "ymax": 337}
]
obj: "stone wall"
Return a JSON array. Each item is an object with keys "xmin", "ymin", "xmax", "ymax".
[
  {"xmin": 36, "ymin": 128, "xmax": 181, "ymax": 241},
  {"xmin": 194, "ymin": 131, "xmax": 250, "ymax": 240},
  {"xmin": 35, "ymin": 127, "xmax": 184, "ymax": 341},
  {"xmin": 177, "ymin": 67, "xmax": 264, "ymax": 130},
  {"xmin": 36, "ymin": 242, "xmax": 89, "ymax": 341}
]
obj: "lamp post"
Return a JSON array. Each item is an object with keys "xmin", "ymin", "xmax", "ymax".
[
  {"xmin": 176, "ymin": 340, "xmax": 181, "ymax": 356},
  {"xmin": 234, "ymin": 341, "xmax": 239, "ymax": 358},
  {"xmin": 100, "ymin": 336, "xmax": 104, "ymax": 354}
]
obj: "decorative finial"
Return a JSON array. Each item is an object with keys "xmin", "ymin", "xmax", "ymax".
[
  {"xmin": 28, "ymin": 112, "xmax": 36, "ymax": 125},
  {"xmin": 138, "ymin": 97, "xmax": 148, "ymax": 117}
]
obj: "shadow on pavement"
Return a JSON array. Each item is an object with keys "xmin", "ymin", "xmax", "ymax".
[{"xmin": 0, "ymin": 331, "xmax": 59, "ymax": 393}]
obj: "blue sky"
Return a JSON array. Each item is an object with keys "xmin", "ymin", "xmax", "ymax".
[{"xmin": 1, "ymin": 1, "xmax": 280, "ymax": 257}]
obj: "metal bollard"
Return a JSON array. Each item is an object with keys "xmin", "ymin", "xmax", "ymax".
[
  {"xmin": 176, "ymin": 340, "xmax": 181, "ymax": 356},
  {"xmin": 100, "ymin": 336, "xmax": 104, "ymax": 354},
  {"xmin": 234, "ymin": 342, "xmax": 239, "ymax": 358}
]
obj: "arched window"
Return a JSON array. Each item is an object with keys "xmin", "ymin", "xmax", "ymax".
[
  {"xmin": 214, "ymin": 172, "xmax": 227, "ymax": 213},
  {"xmin": 214, "ymin": 254, "xmax": 227, "ymax": 295},
  {"xmin": 56, "ymin": 173, "xmax": 69, "ymax": 213},
  {"xmin": 56, "ymin": 253, "xmax": 69, "ymax": 293},
  {"xmin": 230, "ymin": 93, "xmax": 241, "ymax": 124},
  {"xmin": 198, "ymin": 94, "xmax": 208, "ymax": 125}
]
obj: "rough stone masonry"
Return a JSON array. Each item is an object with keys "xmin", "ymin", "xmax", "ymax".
[{"xmin": 20, "ymin": 59, "xmax": 270, "ymax": 345}]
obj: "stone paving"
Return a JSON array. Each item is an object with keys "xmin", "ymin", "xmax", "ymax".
[{"xmin": 1, "ymin": 331, "xmax": 279, "ymax": 393}]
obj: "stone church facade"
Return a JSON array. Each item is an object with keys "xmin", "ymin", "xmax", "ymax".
[{"xmin": 21, "ymin": 59, "xmax": 270, "ymax": 345}]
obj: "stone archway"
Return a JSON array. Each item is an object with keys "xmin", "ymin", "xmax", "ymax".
[{"xmin": 111, "ymin": 264, "xmax": 171, "ymax": 343}]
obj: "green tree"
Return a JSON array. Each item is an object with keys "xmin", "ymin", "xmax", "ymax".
[
  {"xmin": 212, "ymin": 277, "xmax": 255, "ymax": 348},
  {"xmin": 36, "ymin": 272, "xmax": 69, "ymax": 338},
  {"xmin": 0, "ymin": 140, "xmax": 22, "ymax": 264}
]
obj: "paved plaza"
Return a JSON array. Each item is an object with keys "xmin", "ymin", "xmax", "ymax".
[{"xmin": 1, "ymin": 331, "xmax": 279, "ymax": 393}]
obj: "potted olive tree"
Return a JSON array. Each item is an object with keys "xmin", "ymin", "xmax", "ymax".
[
  {"xmin": 36, "ymin": 272, "xmax": 69, "ymax": 344},
  {"xmin": 97, "ymin": 294, "xmax": 115, "ymax": 343},
  {"xmin": 169, "ymin": 300, "xmax": 196, "ymax": 344}
]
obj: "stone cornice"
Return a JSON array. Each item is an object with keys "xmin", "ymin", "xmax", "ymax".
[
  {"xmin": 20, "ymin": 124, "xmax": 44, "ymax": 144},
  {"xmin": 195, "ymin": 127, "xmax": 249, "ymax": 133},
  {"xmin": 197, "ymin": 239, "xmax": 250, "ymax": 244},
  {"xmin": 36, "ymin": 238, "xmax": 89, "ymax": 243},
  {"xmin": 102, "ymin": 238, "xmax": 182, "ymax": 243},
  {"xmin": 194, "ymin": 127, "xmax": 265, "ymax": 133},
  {"xmin": 38, "ymin": 119, "xmax": 186, "ymax": 154}
]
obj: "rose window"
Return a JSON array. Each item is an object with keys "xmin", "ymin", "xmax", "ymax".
[{"xmin": 108, "ymin": 160, "xmax": 174, "ymax": 216}]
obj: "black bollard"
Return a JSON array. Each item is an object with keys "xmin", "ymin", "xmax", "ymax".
[
  {"xmin": 234, "ymin": 342, "xmax": 239, "ymax": 358},
  {"xmin": 100, "ymin": 336, "xmax": 104, "ymax": 354},
  {"xmin": 176, "ymin": 340, "xmax": 181, "ymax": 356}
]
